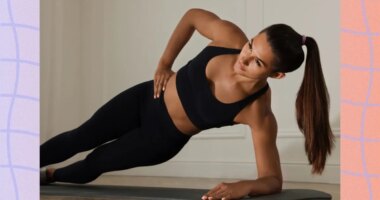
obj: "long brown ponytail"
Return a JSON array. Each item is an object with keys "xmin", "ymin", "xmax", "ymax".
[
  {"xmin": 296, "ymin": 36, "xmax": 334, "ymax": 174},
  {"xmin": 261, "ymin": 24, "xmax": 335, "ymax": 174}
]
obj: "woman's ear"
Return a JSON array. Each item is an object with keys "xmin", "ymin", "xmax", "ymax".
[{"xmin": 269, "ymin": 72, "xmax": 286, "ymax": 79}]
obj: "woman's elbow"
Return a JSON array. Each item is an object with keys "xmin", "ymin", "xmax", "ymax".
[
  {"xmin": 272, "ymin": 177, "xmax": 283, "ymax": 193},
  {"xmin": 264, "ymin": 176, "xmax": 282, "ymax": 194}
]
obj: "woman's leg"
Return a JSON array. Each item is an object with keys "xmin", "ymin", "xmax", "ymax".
[
  {"xmin": 51, "ymin": 128, "xmax": 142, "ymax": 183},
  {"xmin": 48, "ymin": 85, "xmax": 191, "ymax": 184},
  {"xmin": 40, "ymin": 82, "xmax": 149, "ymax": 167},
  {"xmin": 51, "ymin": 126, "xmax": 189, "ymax": 184}
]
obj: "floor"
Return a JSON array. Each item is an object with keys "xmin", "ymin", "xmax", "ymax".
[{"xmin": 41, "ymin": 175, "xmax": 340, "ymax": 200}]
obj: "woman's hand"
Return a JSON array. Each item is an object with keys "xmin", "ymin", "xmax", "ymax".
[
  {"xmin": 153, "ymin": 67, "xmax": 174, "ymax": 99},
  {"xmin": 201, "ymin": 181, "xmax": 251, "ymax": 200}
]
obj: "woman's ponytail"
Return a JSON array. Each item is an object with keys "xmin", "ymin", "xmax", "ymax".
[
  {"xmin": 262, "ymin": 24, "xmax": 335, "ymax": 174},
  {"xmin": 295, "ymin": 36, "xmax": 335, "ymax": 174}
]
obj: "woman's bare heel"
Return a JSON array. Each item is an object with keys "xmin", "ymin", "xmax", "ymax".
[{"xmin": 40, "ymin": 168, "xmax": 55, "ymax": 185}]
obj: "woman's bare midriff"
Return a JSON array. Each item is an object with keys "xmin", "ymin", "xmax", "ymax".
[{"xmin": 163, "ymin": 73, "xmax": 201, "ymax": 136}]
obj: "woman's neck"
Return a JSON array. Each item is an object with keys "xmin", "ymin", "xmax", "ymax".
[{"xmin": 232, "ymin": 73, "xmax": 268, "ymax": 95}]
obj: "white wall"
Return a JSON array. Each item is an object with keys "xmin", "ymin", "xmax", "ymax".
[{"xmin": 41, "ymin": 0, "xmax": 340, "ymax": 183}]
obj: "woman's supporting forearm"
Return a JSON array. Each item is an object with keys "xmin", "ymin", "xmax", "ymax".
[{"xmin": 202, "ymin": 176, "xmax": 282, "ymax": 199}]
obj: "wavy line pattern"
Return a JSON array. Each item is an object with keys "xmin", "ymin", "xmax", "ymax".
[
  {"xmin": 341, "ymin": 0, "xmax": 380, "ymax": 199},
  {"xmin": 1, "ymin": 58, "xmax": 39, "ymax": 66},
  {"xmin": 0, "ymin": 0, "xmax": 39, "ymax": 199},
  {"xmin": 0, "ymin": 0, "xmax": 379, "ymax": 199}
]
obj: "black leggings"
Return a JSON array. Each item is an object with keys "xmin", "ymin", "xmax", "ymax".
[{"xmin": 40, "ymin": 80, "xmax": 191, "ymax": 183}]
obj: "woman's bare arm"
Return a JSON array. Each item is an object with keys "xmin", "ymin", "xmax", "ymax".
[
  {"xmin": 154, "ymin": 8, "xmax": 247, "ymax": 98},
  {"xmin": 203, "ymin": 90, "xmax": 283, "ymax": 199},
  {"xmin": 202, "ymin": 111, "xmax": 283, "ymax": 199},
  {"xmin": 159, "ymin": 8, "xmax": 246, "ymax": 68},
  {"xmin": 245, "ymin": 111, "xmax": 283, "ymax": 196}
]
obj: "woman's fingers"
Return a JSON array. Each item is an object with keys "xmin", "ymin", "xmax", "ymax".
[
  {"xmin": 154, "ymin": 75, "xmax": 168, "ymax": 98},
  {"xmin": 202, "ymin": 183, "xmax": 232, "ymax": 200},
  {"xmin": 216, "ymin": 190, "xmax": 230, "ymax": 200},
  {"xmin": 208, "ymin": 188, "xmax": 228, "ymax": 200},
  {"xmin": 153, "ymin": 75, "xmax": 159, "ymax": 98},
  {"xmin": 154, "ymin": 77, "xmax": 163, "ymax": 98},
  {"xmin": 162, "ymin": 77, "xmax": 168, "ymax": 91},
  {"xmin": 221, "ymin": 194, "xmax": 231, "ymax": 200},
  {"xmin": 153, "ymin": 70, "xmax": 174, "ymax": 98},
  {"xmin": 163, "ymin": 71, "xmax": 174, "ymax": 90},
  {"xmin": 202, "ymin": 184, "xmax": 221, "ymax": 199}
]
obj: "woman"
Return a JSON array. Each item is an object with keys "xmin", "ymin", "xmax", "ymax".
[{"xmin": 40, "ymin": 8, "xmax": 334, "ymax": 199}]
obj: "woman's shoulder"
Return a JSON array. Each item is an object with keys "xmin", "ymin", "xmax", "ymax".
[{"xmin": 207, "ymin": 32, "xmax": 248, "ymax": 50}]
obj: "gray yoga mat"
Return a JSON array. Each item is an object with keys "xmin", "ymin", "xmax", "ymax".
[{"xmin": 40, "ymin": 184, "xmax": 332, "ymax": 200}]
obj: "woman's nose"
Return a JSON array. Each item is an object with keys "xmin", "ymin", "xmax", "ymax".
[{"xmin": 241, "ymin": 54, "xmax": 252, "ymax": 66}]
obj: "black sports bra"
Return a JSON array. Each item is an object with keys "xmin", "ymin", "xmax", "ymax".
[{"xmin": 176, "ymin": 46, "xmax": 269, "ymax": 130}]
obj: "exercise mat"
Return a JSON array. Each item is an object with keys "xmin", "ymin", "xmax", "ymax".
[{"xmin": 41, "ymin": 184, "xmax": 332, "ymax": 200}]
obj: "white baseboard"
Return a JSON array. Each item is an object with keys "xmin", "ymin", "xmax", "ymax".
[{"xmin": 107, "ymin": 161, "xmax": 339, "ymax": 184}]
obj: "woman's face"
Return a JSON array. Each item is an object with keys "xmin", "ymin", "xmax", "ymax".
[{"xmin": 233, "ymin": 32, "xmax": 277, "ymax": 81}]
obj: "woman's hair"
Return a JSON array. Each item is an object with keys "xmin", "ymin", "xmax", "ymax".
[{"xmin": 260, "ymin": 24, "xmax": 335, "ymax": 174}]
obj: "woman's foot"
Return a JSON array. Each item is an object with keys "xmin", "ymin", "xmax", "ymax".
[{"xmin": 40, "ymin": 168, "xmax": 55, "ymax": 185}]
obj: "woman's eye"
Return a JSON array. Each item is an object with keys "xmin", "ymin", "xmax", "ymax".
[{"xmin": 255, "ymin": 59, "xmax": 261, "ymax": 66}]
